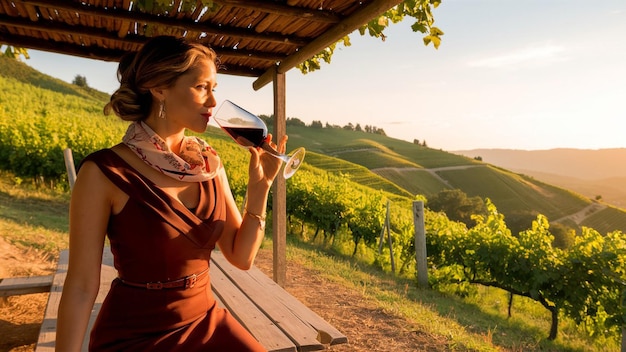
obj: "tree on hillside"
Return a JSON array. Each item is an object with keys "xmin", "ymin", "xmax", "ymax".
[
  {"xmin": 287, "ymin": 117, "xmax": 306, "ymax": 127},
  {"xmin": 310, "ymin": 120, "xmax": 323, "ymax": 128},
  {"xmin": 72, "ymin": 74, "xmax": 88, "ymax": 88},
  {"xmin": 372, "ymin": 127, "xmax": 386, "ymax": 136},
  {"xmin": 258, "ymin": 114, "xmax": 273, "ymax": 125},
  {"xmin": 363, "ymin": 125, "xmax": 386, "ymax": 135},
  {"xmin": 428, "ymin": 189, "xmax": 487, "ymax": 227}
]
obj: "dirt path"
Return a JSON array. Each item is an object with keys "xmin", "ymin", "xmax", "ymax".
[
  {"xmin": 552, "ymin": 202, "xmax": 607, "ymax": 225},
  {"xmin": 371, "ymin": 165, "xmax": 484, "ymax": 188},
  {"xmin": 0, "ymin": 238, "xmax": 451, "ymax": 351},
  {"xmin": 0, "ymin": 238, "xmax": 55, "ymax": 352}
]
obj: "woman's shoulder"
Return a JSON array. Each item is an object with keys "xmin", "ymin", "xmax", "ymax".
[
  {"xmin": 78, "ymin": 145, "xmax": 128, "ymax": 172},
  {"xmin": 83, "ymin": 147, "xmax": 118, "ymax": 162}
]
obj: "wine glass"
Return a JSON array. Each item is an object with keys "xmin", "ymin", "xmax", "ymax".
[{"xmin": 212, "ymin": 100, "xmax": 306, "ymax": 179}]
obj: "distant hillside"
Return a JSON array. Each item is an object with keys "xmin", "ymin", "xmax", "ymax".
[
  {"xmin": 452, "ymin": 148, "xmax": 626, "ymax": 209},
  {"xmin": 0, "ymin": 55, "xmax": 110, "ymax": 102},
  {"xmin": 452, "ymin": 148, "xmax": 626, "ymax": 180},
  {"xmin": 513, "ymin": 170, "xmax": 626, "ymax": 209}
]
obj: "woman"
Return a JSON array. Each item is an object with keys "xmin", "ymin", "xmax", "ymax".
[{"xmin": 56, "ymin": 35, "xmax": 285, "ymax": 351}]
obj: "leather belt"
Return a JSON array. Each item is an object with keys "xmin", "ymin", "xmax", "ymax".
[{"xmin": 119, "ymin": 267, "xmax": 209, "ymax": 290}]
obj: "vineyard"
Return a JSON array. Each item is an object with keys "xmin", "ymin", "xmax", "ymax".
[
  {"xmin": 583, "ymin": 207, "xmax": 626, "ymax": 235},
  {"xmin": 372, "ymin": 167, "xmax": 440, "ymax": 193},
  {"xmin": 2, "ymin": 56, "xmax": 626, "ymax": 350}
]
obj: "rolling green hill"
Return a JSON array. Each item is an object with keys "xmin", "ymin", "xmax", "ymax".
[
  {"xmin": 0, "ymin": 56, "xmax": 110, "ymax": 102},
  {"xmin": 2, "ymin": 55, "xmax": 626, "ymax": 234}
]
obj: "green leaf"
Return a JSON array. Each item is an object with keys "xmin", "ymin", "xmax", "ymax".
[{"xmin": 411, "ymin": 23, "xmax": 428, "ymax": 34}]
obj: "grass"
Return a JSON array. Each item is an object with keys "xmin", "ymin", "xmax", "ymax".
[{"xmin": 0, "ymin": 171, "xmax": 69, "ymax": 256}]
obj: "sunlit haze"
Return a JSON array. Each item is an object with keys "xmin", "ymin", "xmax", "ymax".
[{"xmin": 22, "ymin": 0, "xmax": 626, "ymax": 151}]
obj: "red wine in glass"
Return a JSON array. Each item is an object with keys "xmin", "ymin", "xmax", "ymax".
[
  {"xmin": 221, "ymin": 127, "xmax": 266, "ymax": 148},
  {"xmin": 213, "ymin": 100, "xmax": 306, "ymax": 179}
]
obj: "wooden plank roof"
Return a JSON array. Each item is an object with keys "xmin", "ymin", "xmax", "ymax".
[{"xmin": 0, "ymin": 0, "xmax": 403, "ymax": 89}]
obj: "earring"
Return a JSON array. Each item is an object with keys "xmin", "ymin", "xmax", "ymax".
[{"xmin": 159, "ymin": 100, "xmax": 166, "ymax": 119}]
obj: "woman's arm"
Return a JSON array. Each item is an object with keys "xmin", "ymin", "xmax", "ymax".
[
  {"xmin": 56, "ymin": 161, "xmax": 114, "ymax": 351},
  {"xmin": 217, "ymin": 135, "xmax": 286, "ymax": 269},
  {"xmin": 215, "ymin": 166, "xmax": 270, "ymax": 270}
]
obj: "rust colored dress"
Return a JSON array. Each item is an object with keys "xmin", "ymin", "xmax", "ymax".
[{"xmin": 84, "ymin": 149, "xmax": 266, "ymax": 352}]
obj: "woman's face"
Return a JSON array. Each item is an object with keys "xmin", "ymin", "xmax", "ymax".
[{"xmin": 162, "ymin": 58, "xmax": 218, "ymax": 133}]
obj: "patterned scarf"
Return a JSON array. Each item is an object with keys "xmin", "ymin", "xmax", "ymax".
[{"xmin": 122, "ymin": 121, "xmax": 222, "ymax": 182}]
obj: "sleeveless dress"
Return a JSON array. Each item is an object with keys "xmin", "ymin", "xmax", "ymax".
[{"xmin": 83, "ymin": 149, "xmax": 266, "ymax": 352}]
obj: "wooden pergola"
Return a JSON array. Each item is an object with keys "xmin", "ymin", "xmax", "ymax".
[{"xmin": 0, "ymin": 0, "xmax": 402, "ymax": 285}]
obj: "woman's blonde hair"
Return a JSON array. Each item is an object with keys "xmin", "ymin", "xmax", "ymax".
[{"xmin": 104, "ymin": 36, "xmax": 218, "ymax": 121}]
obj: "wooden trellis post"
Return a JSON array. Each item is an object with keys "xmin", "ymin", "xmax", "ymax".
[
  {"xmin": 272, "ymin": 67, "xmax": 287, "ymax": 287},
  {"xmin": 378, "ymin": 200, "xmax": 395, "ymax": 273},
  {"xmin": 63, "ymin": 148, "xmax": 76, "ymax": 190},
  {"xmin": 413, "ymin": 201, "xmax": 428, "ymax": 288}
]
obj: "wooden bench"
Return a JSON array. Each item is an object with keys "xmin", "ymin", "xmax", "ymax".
[
  {"xmin": 0, "ymin": 275, "xmax": 53, "ymax": 297},
  {"xmin": 34, "ymin": 247, "xmax": 347, "ymax": 351}
]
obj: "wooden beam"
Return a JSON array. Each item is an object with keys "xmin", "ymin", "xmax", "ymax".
[
  {"xmin": 272, "ymin": 66, "xmax": 287, "ymax": 287},
  {"xmin": 253, "ymin": 0, "xmax": 403, "ymax": 90},
  {"xmin": 0, "ymin": 13, "xmax": 145, "ymax": 46},
  {"xmin": 0, "ymin": 32, "xmax": 127, "ymax": 62},
  {"xmin": 0, "ymin": 32, "xmax": 275, "ymax": 77},
  {"xmin": 213, "ymin": 0, "xmax": 342, "ymax": 23},
  {"xmin": 19, "ymin": 0, "xmax": 309, "ymax": 46},
  {"xmin": 0, "ymin": 14, "xmax": 288, "ymax": 62}
]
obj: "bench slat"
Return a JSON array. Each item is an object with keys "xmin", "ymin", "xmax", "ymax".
[
  {"xmin": 36, "ymin": 250, "xmax": 68, "ymax": 351},
  {"xmin": 211, "ymin": 261, "xmax": 296, "ymax": 352},
  {"xmin": 0, "ymin": 275, "xmax": 53, "ymax": 297},
  {"xmin": 212, "ymin": 251, "xmax": 348, "ymax": 350},
  {"xmin": 35, "ymin": 249, "xmax": 118, "ymax": 351}
]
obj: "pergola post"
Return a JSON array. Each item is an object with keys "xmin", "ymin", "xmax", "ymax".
[{"xmin": 271, "ymin": 66, "xmax": 287, "ymax": 286}]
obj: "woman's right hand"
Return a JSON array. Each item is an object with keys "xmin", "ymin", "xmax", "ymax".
[{"xmin": 247, "ymin": 133, "xmax": 287, "ymax": 190}]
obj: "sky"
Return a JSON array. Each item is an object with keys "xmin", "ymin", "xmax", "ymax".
[{"xmin": 21, "ymin": 0, "xmax": 626, "ymax": 151}]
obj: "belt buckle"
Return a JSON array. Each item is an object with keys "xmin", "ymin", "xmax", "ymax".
[
  {"xmin": 184, "ymin": 274, "xmax": 197, "ymax": 289},
  {"xmin": 146, "ymin": 282, "xmax": 163, "ymax": 290}
]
